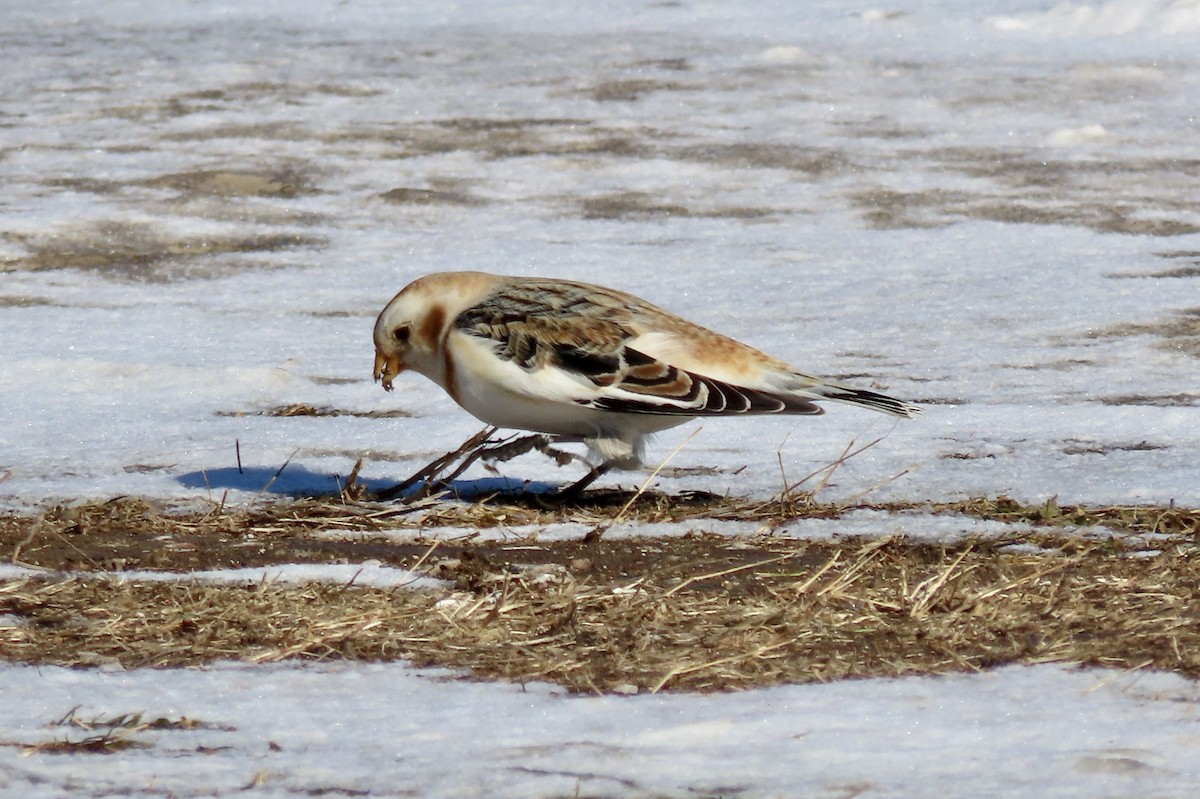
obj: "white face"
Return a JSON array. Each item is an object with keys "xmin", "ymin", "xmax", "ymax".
[
  {"xmin": 372, "ymin": 293, "xmax": 417, "ymax": 391},
  {"xmin": 370, "ymin": 271, "xmax": 495, "ymax": 391}
]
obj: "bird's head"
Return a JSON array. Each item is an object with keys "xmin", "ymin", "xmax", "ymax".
[
  {"xmin": 373, "ymin": 272, "xmax": 497, "ymax": 391},
  {"xmin": 372, "ymin": 287, "xmax": 424, "ymax": 392}
]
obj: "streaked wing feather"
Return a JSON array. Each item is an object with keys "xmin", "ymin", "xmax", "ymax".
[
  {"xmin": 455, "ymin": 282, "xmax": 633, "ymax": 371},
  {"xmin": 582, "ymin": 347, "xmax": 823, "ymax": 417},
  {"xmin": 455, "ymin": 283, "xmax": 824, "ymax": 417}
]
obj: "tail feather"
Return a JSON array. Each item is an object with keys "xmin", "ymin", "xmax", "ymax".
[{"xmin": 796, "ymin": 378, "xmax": 922, "ymax": 419}]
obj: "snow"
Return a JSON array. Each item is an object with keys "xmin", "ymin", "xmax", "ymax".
[
  {"xmin": 112, "ymin": 562, "xmax": 445, "ymax": 590},
  {"xmin": 989, "ymin": 1, "xmax": 1200, "ymax": 35},
  {"xmin": 317, "ymin": 510, "xmax": 1042, "ymax": 544},
  {"xmin": 3, "ymin": 0, "xmax": 1200, "ymax": 795},
  {"xmin": 2, "ymin": 661, "xmax": 1198, "ymax": 798},
  {"xmin": 0, "ymin": 560, "xmax": 444, "ymax": 589}
]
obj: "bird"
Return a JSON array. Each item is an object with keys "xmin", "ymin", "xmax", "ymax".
[{"xmin": 373, "ymin": 271, "xmax": 920, "ymax": 496}]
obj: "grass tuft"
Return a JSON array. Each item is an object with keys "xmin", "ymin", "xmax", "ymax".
[{"xmin": 2, "ymin": 493, "xmax": 1198, "ymax": 693}]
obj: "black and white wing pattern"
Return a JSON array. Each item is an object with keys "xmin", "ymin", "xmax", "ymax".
[{"xmin": 454, "ymin": 278, "xmax": 824, "ymax": 417}]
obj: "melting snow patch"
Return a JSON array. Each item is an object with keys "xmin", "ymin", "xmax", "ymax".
[{"xmin": 109, "ymin": 562, "xmax": 445, "ymax": 590}]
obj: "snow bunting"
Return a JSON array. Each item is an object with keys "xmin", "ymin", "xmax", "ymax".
[{"xmin": 374, "ymin": 271, "xmax": 919, "ymax": 481}]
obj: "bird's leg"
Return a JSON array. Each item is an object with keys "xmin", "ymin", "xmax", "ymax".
[
  {"xmin": 373, "ymin": 426, "xmax": 498, "ymax": 502},
  {"xmin": 476, "ymin": 433, "xmax": 555, "ymax": 465},
  {"xmin": 532, "ymin": 436, "xmax": 591, "ymax": 468},
  {"xmin": 538, "ymin": 461, "xmax": 614, "ymax": 507},
  {"xmin": 421, "ymin": 432, "xmax": 556, "ymax": 498},
  {"xmin": 563, "ymin": 461, "xmax": 612, "ymax": 497}
]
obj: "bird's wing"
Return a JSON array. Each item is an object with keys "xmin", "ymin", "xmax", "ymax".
[
  {"xmin": 454, "ymin": 283, "xmax": 822, "ymax": 417},
  {"xmin": 580, "ymin": 344, "xmax": 823, "ymax": 416}
]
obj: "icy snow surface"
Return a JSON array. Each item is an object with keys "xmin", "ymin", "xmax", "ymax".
[
  {"xmin": 3, "ymin": 661, "xmax": 1200, "ymax": 799},
  {"xmin": 3, "ymin": 0, "xmax": 1200, "ymax": 796}
]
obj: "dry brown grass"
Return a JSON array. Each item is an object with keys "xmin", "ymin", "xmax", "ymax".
[
  {"xmin": 0, "ymin": 705, "xmax": 227, "ymax": 756},
  {"xmin": 2, "ymin": 492, "xmax": 1198, "ymax": 694}
]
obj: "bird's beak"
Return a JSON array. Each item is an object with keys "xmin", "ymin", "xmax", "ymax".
[{"xmin": 373, "ymin": 349, "xmax": 403, "ymax": 392}]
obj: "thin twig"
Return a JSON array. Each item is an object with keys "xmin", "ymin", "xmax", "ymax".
[
  {"xmin": 254, "ymin": 448, "xmax": 301, "ymax": 499},
  {"xmin": 774, "ymin": 432, "xmax": 889, "ymax": 510},
  {"xmin": 650, "ymin": 639, "xmax": 795, "ymax": 694},
  {"xmin": 908, "ymin": 547, "xmax": 974, "ymax": 617},
  {"xmin": 844, "ymin": 463, "xmax": 920, "ymax": 506},
  {"xmin": 613, "ymin": 427, "xmax": 703, "ymax": 524},
  {"xmin": 394, "ymin": 539, "xmax": 443, "ymax": 589},
  {"xmin": 585, "ymin": 426, "xmax": 703, "ymax": 542},
  {"xmin": 661, "ymin": 550, "xmax": 797, "ymax": 599},
  {"xmin": 790, "ymin": 551, "xmax": 842, "ymax": 594}
]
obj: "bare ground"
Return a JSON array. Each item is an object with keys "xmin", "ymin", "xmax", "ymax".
[{"xmin": 3, "ymin": 492, "xmax": 1198, "ymax": 694}]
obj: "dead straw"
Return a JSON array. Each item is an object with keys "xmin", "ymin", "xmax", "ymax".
[{"xmin": 2, "ymin": 495, "xmax": 1198, "ymax": 694}]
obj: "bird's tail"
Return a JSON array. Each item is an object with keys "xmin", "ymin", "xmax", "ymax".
[{"xmin": 791, "ymin": 375, "xmax": 922, "ymax": 419}]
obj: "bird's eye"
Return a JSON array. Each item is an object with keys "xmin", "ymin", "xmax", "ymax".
[{"xmin": 394, "ymin": 325, "xmax": 411, "ymax": 343}]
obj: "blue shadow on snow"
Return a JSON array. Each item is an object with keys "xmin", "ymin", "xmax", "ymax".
[{"xmin": 175, "ymin": 465, "xmax": 558, "ymax": 499}]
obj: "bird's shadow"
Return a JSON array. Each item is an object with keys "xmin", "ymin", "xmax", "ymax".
[
  {"xmin": 175, "ymin": 464, "xmax": 726, "ymax": 512},
  {"xmin": 174, "ymin": 464, "xmax": 559, "ymax": 501}
]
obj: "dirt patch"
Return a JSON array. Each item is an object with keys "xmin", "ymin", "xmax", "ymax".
[
  {"xmin": 160, "ymin": 121, "xmax": 312, "ymax": 142},
  {"xmin": 632, "ymin": 58, "xmax": 692, "ymax": 72},
  {"xmin": 2, "ymin": 495, "xmax": 1198, "ymax": 693},
  {"xmin": 674, "ymin": 143, "xmax": 848, "ymax": 176},
  {"xmin": 579, "ymin": 191, "xmax": 773, "ymax": 221},
  {"xmin": 215, "ymin": 403, "xmax": 413, "ymax": 419},
  {"xmin": 848, "ymin": 187, "xmax": 965, "ymax": 229},
  {"xmin": 0, "ymin": 295, "xmax": 58, "ymax": 308},
  {"xmin": 141, "ymin": 169, "xmax": 317, "ymax": 199},
  {"xmin": 1009, "ymin": 358, "xmax": 1096, "ymax": 371},
  {"xmin": 321, "ymin": 117, "xmax": 657, "ymax": 161},
  {"xmin": 1097, "ymin": 393, "xmax": 1200, "ymax": 407},
  {"xmin": 850, "ymin": 186, "xmax": 1200, "ymax": 235},
  {"xmin": 834, "ymin": 117, "xmax": 928, "ymax": 140},
  {"xmin": 1154, "ymin": 249, "xmax": 1200, "ymax": 260},
  {"xmin": 1061, "ymin": 439, "xmax": 1169, "ymax": 455},
  {"xmin": 579, "ymin": 192, "xmax": 692, "ymax": 220},
  {"xmin": 1, "ymin": 221, "xmax": 321, "ymax": 281},
  {"xmin": 1089, "ymin": 308, "xmax": 1200, "ymax": 359},
  {"xmin": 851, "ymin": 150, "xmax": 1200, "ymax": 235},
  {"xmin": 583, "ymin": 78, "xmax": 690, "ymax": 102},
  {"xmin": 1107, "ymin": 263, "xmax": 1200, "ymax": 279},
  {"xmin": 380, "ymin": 187, "xmax": 486, "ymax": 206},
  {"xmin": 109, "ymin": 82, "xmax": 382, "ymax": 124}
]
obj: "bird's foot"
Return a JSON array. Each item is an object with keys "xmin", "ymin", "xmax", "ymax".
[{"xmin": 534, "ymin": 462, "xmax": 613, "ymax": 508}]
